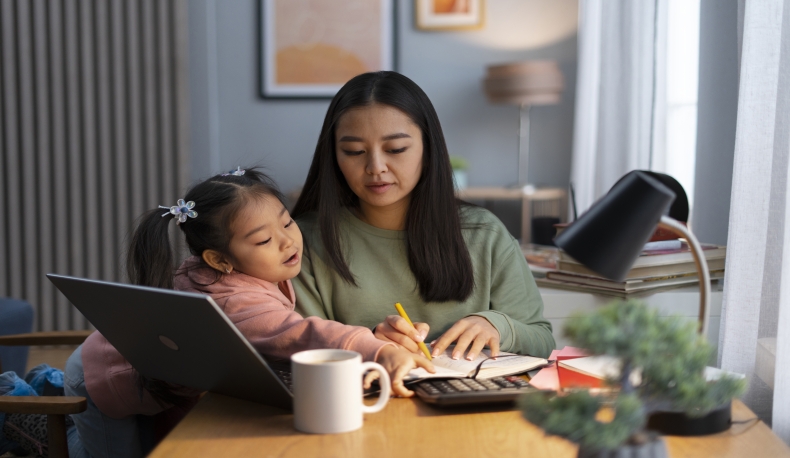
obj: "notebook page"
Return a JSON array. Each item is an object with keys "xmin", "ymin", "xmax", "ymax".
[
  {"xmin": 474, "ymin": 353, "xmax": 548, "ymax": 378},
  {"xmin": 405, "ymin": 365, "xmax": 466, "ymax": 381},
  {"xmin": 405, "ymin": 348, "xmax": 547, "ymax": 380},
  {"xmin": 405, "ymin": 349, "xmax": 504, "ymax": 381}
]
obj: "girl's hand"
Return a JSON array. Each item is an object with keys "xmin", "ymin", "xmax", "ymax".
[
  {"xmin": 372, "ymin": 345, "xmax": 434, "ymax": 397},
  {"xmin": 430, "ymin": 316, "xmax": 500, "ymax": 361},
  {"xmin": 373, "ymin": 315, "xmax": 430, "ymax": 355}
]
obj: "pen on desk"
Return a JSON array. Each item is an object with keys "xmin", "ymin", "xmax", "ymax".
[{"xmin": 393, "ymin": 302, "xmax": 432, "ymax": 361}]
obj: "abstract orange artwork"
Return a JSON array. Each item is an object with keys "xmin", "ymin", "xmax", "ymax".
[
  {"xmin": 261, "ymin": 0, "xmax": 395, "ymax": 98},
  {"xmin": 415, "ymin": 0, "xmax": 485, "ymax": 31}
]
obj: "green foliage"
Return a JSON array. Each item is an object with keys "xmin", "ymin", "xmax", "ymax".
[
  {"xmin": 449, "ymin": 156, "xmax": 468, "ymax": 170},
  {"xmin": 520, "ymin": 391, "xmax": 644, "ymax": 451},
  {"xmin": 564, "ymin": 300, "xmax": 745, "ymax": 415},
  {"xmin": 521, "ymin": 300, "xmax": 746, "ymax": 448}
]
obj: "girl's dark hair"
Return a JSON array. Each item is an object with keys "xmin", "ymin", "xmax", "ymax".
[
  {"xmin": 127, "ymin": 167, "xmax": 285, "ymax": 289},
  {"xmin": 292, "ymin": 71, "xmax": 474, "ymax": 302},
  {"xmin": 126, "ymin": 167, "xmax": 284, "ymax": 406}
]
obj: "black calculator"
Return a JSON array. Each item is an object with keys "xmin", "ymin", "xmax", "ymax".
[{"xmin": 411, "ymin": 376, "xmax": 537, "ymax": 406}]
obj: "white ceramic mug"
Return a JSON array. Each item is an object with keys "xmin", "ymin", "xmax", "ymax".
[{"xmin": 291, "ymin": 349, "xmax": 391, "ymax": 434}]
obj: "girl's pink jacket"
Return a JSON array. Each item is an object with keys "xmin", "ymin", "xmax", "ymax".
[{"xmin": 81, "ymin": 256, "xmax": 390, "ymax": 419}]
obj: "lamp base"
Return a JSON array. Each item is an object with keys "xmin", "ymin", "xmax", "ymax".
[{"xmin": 646, "ymin": 401, "xmax": 732, "ymax": 436}]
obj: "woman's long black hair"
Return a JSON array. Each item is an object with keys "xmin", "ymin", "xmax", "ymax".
[
  {"xmin": 292, "ymin": 71, "xmax": 474, "ymax": 302},
  {"xmin": 125, "ymin": 167, "xmax": 283, "ymax": 405}
]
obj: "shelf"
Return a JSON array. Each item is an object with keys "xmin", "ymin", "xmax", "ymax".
[{"xmin": 456, "ymin": 186, "xmax": 568, "ymax": 243}]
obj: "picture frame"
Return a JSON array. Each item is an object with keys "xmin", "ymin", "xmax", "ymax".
[
  {"xmin": 260, "ymin": 0, "xmax": 396, "ymax": 99},
  {"xmin": 415, "ymin": 0, "xmax": 485, "ymax": 31}
]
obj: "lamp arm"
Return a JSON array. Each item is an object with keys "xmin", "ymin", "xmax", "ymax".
[{"xmin": 657, "ymin": 216, "xmax": 711, "ymax": 336}]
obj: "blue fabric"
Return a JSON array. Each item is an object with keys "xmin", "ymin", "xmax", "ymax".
[
  {"xmin": 0, "ymin": 298, "xmax": 34, "ymax": 375},
  {"xmin": 0, "ymin": 371, "xmax": 39, "ymax": 454},
  {"xmin": 25, "ymin": 363, "xmax": 64, "ymax": 393},
  {"xmin": 0, "ymin": 371, "xmax": 38, "ymax": 396}
]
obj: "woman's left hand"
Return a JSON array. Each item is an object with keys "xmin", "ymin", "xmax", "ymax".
[{"xmin": 430, "ymin": 316, "xmax": 500, "ymax": 361}]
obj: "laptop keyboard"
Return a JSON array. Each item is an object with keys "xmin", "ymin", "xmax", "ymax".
[
  {"xmin": 274, "ymin": 368, "xmax": 292, "ymax": 390},
  {"xmin": 266, "ymin": 362, "xmax": 294, "ymax": 391}
]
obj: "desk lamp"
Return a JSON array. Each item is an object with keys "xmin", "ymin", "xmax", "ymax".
[
  {"xmin": 483, "ymin": 61, "xmax": 564, "ymax": 189},
  {"xmin": 554, "ymin": 170, "xmax": 711, "ymax": 336},
  {"xmin": 554, "ymin": 170, "xmax": 728, "ymax": 436}
]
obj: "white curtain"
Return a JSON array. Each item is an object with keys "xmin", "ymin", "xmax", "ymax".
[
  {"xmin": 570, "ymin": 0, "xmax": 665, "ymax": 214},
  {"xmin": 719, "ymin": 0, "xmax": 790, "ymax": 441}
]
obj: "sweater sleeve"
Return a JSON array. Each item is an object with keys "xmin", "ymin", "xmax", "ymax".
[
  {"xmin": 218, "ymin": 288, "xmax": 389, "ymax": 362},
  {"xmin": 471, "ymin": 240, "xmax": 556, "ymax": 359}
]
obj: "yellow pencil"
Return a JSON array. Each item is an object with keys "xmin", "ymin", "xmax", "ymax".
[{"xmin": 394, "ymin": 302, "xmax": 432, "ymax": 361}]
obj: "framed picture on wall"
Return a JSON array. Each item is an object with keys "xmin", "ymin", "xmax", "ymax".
[
  {"xmin": 415, "ymin": 0, "xmax": 485, "ymax": 31},
  {"xmin": 260, "ymin": 0, "xmax": 396, "ymax": 98}
]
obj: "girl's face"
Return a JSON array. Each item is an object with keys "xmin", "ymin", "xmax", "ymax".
[
  {"xmin": 226, "ymin": 195, "xmax": 302, "ymax": 283},
  {"xmin": 335, "ymin": 103, "xmax": 424, "ymax": 221}
]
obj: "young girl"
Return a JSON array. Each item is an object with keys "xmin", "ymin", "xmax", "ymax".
[{"xmin": 66, "ymin": 167, "xmax": 432, "ymax": 458}]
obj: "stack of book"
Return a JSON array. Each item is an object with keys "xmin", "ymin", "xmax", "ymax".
[{"xmin": 522, "ymin": 241, "xmax": 726, "ymax": 297}]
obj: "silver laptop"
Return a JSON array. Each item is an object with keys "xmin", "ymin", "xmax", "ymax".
[{"xmin": 47, "ymin": 273, "xmax": 293, "ymax": 411}]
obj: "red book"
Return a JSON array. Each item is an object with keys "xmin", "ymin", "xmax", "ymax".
[
  {"xmin": 557, "ymin": 365, "xmax": 604, "ymax": 389},
  {"xmin": 554, "ymin": 346, "xmax": 603, "ymax": 389},
  {"xmin": 558, "ymin": 356, "xmax": 624, "ymax": 390}
]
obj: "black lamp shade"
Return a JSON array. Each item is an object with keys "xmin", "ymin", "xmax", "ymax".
[{"xmin": 555, "ymin": 171, "xmax": 676, "ymax": 282}]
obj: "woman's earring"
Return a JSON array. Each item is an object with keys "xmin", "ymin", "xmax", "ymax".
[{"xmin": 225, "ymin": 267, "xmax": 231, "ymax": 274}]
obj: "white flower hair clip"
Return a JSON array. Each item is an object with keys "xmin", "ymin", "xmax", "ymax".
[
  {"xmin": 222, "ymin": 166, "xmax": 245, "ymax": 177},
  {"xmin": 159, "ymin": 199, "xmax": 197, "ymax": 225}
]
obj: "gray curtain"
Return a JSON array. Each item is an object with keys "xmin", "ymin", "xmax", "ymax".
[
  {"xmin": 570, "ymin": 0, "xmax": 665, "ymax": 214},
  {"xmin": 719, "ymin": 0, "xmax": 790, "ymax": 442}
]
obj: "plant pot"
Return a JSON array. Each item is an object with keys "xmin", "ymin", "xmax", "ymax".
[
  {"xmin": 647, "ymin": 401, "xmax": 731, "ymax": 436},
  {"xmin": 577, "ymin": 432, "xmax": 667, "ymax": 458}
]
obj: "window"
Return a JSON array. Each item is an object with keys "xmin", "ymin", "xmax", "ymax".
[{"xmin": 653, "ymin": 0, "xmax": 701, "ymax": 210}]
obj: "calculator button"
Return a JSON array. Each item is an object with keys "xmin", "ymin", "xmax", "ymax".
[
  {"xmin": 464, "ymin": 380, "xmax": 487, "ymax": 391},
  {"xmin": 479, "ymin": 380, "xmax": 500, "ymax": 390},
  {"xmin": 433, "ymin": 381, "xmax": 456, "ymax": 393},
  {"xmin": 449, "ymin": 380, "xmax": 472, "ymax": 391},
  {"xmin": 419, "ymin": 382, "xmax": 441, "ymax": 395},
  {"xmin": 492, "ymin": 377, "xmax": 516, "ymax": 388},
  {"xmin": 506, "ymin": 376, "xmax": 530, "ymax": 387}
]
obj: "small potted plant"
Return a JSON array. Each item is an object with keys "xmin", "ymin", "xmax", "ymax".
[
  {"xmin": 449, "ymin": 156, "xmax": 469, "ymax": 190},
  {"xmin": 520, "ymin": 300, "xmax": 746, "ymax": 458}
]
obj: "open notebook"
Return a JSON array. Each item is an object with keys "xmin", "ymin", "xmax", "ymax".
[{"xmin": 407, "ymin": 347, "xmax": 548, "ymax": 381}]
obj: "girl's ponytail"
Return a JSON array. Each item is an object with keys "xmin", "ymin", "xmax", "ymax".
[
  {"xmin": 127, "ymin": 207, "xmax": 193, "ymax": 407},
  {"xmin": 127, "ymin": 208, "xmax": 177, "ymax": 289}
]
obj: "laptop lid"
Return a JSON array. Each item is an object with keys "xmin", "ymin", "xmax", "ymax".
[{"xmin": 47, "ymin": 273, "xmax": 292, "ymax": 411}]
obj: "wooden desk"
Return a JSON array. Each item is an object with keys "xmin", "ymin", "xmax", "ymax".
[{"xmin": 151, "ymin": 395, "xmax": 789, "ymax": 457}]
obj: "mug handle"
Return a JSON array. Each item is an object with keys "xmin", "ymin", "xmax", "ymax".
[{"xmin": 359, "ymin": 361, "xmax": 391, "ymax": 414}]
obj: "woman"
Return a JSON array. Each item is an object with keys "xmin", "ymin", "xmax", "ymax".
[{"xmin": 291, "ymin": 71, "xmax": 554, "ymax": 360}]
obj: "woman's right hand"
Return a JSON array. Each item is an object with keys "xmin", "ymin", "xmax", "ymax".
[{"xmin": 373, "ymin": 315, "xmax": 430, "ymax": 354}]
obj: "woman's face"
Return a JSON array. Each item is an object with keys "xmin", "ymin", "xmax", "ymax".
[{"xmin": 334, "ymin": 103, "xmax": 424, "ymax": 222}]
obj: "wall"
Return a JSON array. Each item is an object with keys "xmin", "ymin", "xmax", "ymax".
[
  {"xmin": 187, "ymin": 0, "xmax": 578, "ymax": 197},
  {"xmin": 692, "ymin": 0, "xmax": 739, "ymax": 246}
]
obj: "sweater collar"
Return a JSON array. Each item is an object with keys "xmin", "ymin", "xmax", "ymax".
[{"xmin": 341, "ymin": 207, "xmax": 406, "ymax": 240}]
